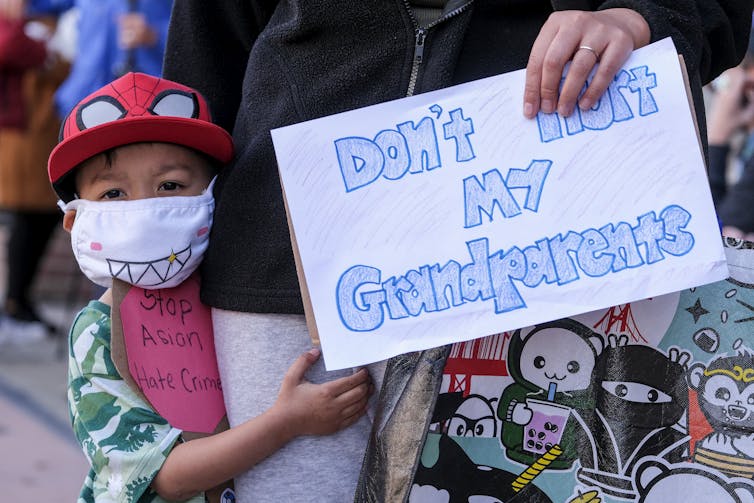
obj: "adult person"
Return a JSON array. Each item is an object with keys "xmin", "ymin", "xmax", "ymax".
[
  {"xmin": 10, "ymin": 0, "xmax": 171, "ymax": 117},
  {"xmin": 51, "ymin": 0, "xmax": 172, "ymax": 117},
  {"xmin": 0, "ymin": 8, "xmax": 69, "ymax": 341},
  {"xmin": 706, "ymin": 52, "xmax": 754, "ymax": 241},
  {"xmin": 162, "ymin": 1, "xmax": 751, "ymax": 501},
  {"xmin": 0, "ymin": 0, "xmax": 171, "ymax": 335}
]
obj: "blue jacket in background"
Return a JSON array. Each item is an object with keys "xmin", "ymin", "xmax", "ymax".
[{"xmin": 29, "ymin": 0, "xmax": 171, "ymax": 118}]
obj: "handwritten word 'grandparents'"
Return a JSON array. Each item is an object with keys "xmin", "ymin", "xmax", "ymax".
[{"xmin": 337, "ymin": 205, "xmax": 693, "ymax": 332}]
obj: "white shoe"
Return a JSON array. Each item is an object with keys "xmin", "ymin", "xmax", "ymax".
[{"xmin": 0, "ymin": 315, "xmax": 48, "ymax": 344}]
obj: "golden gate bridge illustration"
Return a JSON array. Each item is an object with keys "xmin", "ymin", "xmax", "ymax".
[
  {"xmin": 444, "ymin": 332, "xmax": 511, "ymax": 396},
  {"xmin": 444, "ymin": 304, "xmax": 645, "ymax": 396}
]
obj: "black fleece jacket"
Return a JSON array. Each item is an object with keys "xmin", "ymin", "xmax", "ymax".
[{"xmin": 163, "ymin": 0, "xmax": 752, "ymax": 314}]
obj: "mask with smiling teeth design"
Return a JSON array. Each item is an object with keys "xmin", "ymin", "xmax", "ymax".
[
  {"xmin": 107, "ymin": 244, "xmax": 193, "ymax": 287},
  {"xmin": 59, "ymin": 178, "xmax": 214, "ymax": 289}
]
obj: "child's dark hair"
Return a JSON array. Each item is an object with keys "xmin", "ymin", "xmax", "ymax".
[{"xmin": 69, "ymin": 143, "xmax": 222, "ymax": 198}]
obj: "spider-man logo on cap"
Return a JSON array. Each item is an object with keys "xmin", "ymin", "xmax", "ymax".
[{"xmin": 48, "ymin": 72, "xmax": 234, "ymax": 202}]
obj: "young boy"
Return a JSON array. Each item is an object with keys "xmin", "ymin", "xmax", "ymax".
[{"xmin": 47, "ymin": 72, "xmax": 372, "ymax": 502}]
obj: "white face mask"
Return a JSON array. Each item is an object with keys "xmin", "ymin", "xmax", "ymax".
[{"xmin": 60, "ymin": 180, "xmax": 215, "ymax": 289}]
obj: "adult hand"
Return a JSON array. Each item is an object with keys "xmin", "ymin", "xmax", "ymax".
[
  {"xmin": 707, "ymin": 66, "xmax": 754, "ymax": 145},
  {"xmin": 0, "ymin": 0, "xmax": 25, "ymax": 20},
  {"xmin": 117, "ymin": 12, "xmax": 156, "ymax": 49},
  {"xmin": 523, "ymin": 8, "xmax": 650, "ymax": 119}
]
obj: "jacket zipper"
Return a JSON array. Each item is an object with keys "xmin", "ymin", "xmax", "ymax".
[
  {"xmin": 403, "ymin": 0, "xmax": 474, "ymax": 97},
  {"xmin": 406, "ymin": 28, "xmax": 426, "ymax": 97}
]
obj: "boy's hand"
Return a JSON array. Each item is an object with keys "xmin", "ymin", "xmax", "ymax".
[{"xmin": 273, "ymin": 348, "xmax": 373, "ymax": 437}]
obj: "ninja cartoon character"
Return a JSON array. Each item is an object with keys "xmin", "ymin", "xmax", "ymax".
[
  {"xmin": 688, "ymin": 351, "xmax": 754, "ymax": 479},
  {"xmin": 634, "ymin": 457, "xmax": 754, "ymax": 503},
  {"xmin": 576, "ymin": 337, "xmax": 691, "ymax": 499},
  {"xmin": 498, "ymin": 319, "xmax": 603, "ymax": 470}
]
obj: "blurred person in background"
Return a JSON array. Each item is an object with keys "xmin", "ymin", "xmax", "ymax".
[
  {"xmin": 0, "ymin": 0, "xmax": 172, "ymax": 338},
  {"xmin": 0, "ymin": 5, "xmax": 71, "ymax": 342},
  {"xmin": 707, "ymin": 23, "xmax": 754, "ymax": 241},
  {"xmin": 18, "ymin": 0, "xmax": 172, "ymax": 117},
  {"xmin": 0, "ymin": 0, "xmax": 171, "ymax": 340}
]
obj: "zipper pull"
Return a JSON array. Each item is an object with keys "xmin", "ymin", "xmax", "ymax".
[{"xmin": 414, "ymin": 29, "xmax": 426, "ymax": 65}]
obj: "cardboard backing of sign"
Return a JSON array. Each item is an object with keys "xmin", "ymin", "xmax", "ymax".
[{"xmin": 281, "ymin": 180, "xmax": 320, "ymax": 345}]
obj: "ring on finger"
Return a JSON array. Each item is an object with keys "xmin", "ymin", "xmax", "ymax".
[{"xmin": 577, "ymin": 45, "xmax": 600, "ymax": 62}]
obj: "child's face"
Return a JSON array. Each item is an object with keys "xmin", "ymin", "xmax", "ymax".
[{"xmin": 63, "ymin": 143, "xmax": 213, "ymax": 232}]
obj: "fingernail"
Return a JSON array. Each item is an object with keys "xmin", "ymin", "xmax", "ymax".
[
  {"xmin": 559, "ymin": 104, "xmax": 573, "ymax": 117},
  {"xmin": 579, "ymin": 97, "xmax": 593, "ymax": 110},
  {"xmin": 524, "ymin": 102, "xmax": 534, "ymax": 118},
  {"xmin": 541, "ymin": 99, "xmax": 554, "ymax": 113},
  {"xmin": 308, "ymin": 347, "xmax": 321, "ymax": 356}
]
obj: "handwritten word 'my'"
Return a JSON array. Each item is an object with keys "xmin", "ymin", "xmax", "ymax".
[
  {"xmin": 537, "ymin": 66, "xmax": 658, "ymax": 143},
  {"xmin": 464, "ymin": 160, "xmax": 552, "ymax": 228},
  {"xmin": 336, "ymin": 205, "xmax": 693, "ymax": 331},
  {"xmin": 335, "ymin": 108, "xmax": 475, "ymax": 192}
]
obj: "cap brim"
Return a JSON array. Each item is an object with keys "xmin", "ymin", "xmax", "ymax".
[{"xmin": 49, "ymin": 116, "xmax": 234, "ymax": 198}]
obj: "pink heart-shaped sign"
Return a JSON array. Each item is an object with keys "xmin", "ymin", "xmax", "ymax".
[{"xmin": 119, "ymin": 275, "xmax": 226, "ymax": 433}]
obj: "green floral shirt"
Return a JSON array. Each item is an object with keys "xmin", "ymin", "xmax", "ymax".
[{"xmin": 67, "ymin": 301, "xmax": 204, "ymax": 503}]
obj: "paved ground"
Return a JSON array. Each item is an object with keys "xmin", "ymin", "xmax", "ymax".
[{"xmin": 0, "ymin": 221, "xmax": 94, "ymax": 501}]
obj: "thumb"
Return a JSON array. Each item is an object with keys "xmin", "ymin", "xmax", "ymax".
[{"xmin": 284, "ymin": 348, "xmax": 320, "ymax": 384}]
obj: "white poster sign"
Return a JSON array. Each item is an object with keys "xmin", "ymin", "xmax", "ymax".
[{"xmin": 272, "ymin": 38, "xmax": 728, "ymax": 370}]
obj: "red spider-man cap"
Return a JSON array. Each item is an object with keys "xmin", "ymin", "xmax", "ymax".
[{"xmin": 48, "ymin": 72, "xmax": 234, "ymax": 201}]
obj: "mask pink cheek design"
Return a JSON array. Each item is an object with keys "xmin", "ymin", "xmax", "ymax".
[
  {"xmin": 90, "ymin": 242, "xmax": 103, "ymax": 251},
  {"xmin": 197, "ymin": 227, "xmax": 209, "ymax": 237}
]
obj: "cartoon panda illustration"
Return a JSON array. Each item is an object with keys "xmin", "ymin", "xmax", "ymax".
[
  {"xmin": 688, "ymin": 351, "xmax": 754, "ymax": 479},
  {"xmin": 634, "ymin": 457, "xmax": 754, "ymax": 502},
  {"xmin": 498, "ymin": 319, "xmax": 603, "ymax": 470},
  {"xmin": 576, "ymin": 340, "xmax": 690, "ymax": 499}
]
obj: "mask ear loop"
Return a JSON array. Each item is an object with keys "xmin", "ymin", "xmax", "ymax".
[
  {"xmin": 58, "ymin": 198, "xmax": 85, "ymax": 213},
  {"xmin": 204, "ymin": 176, "xmax": 217, "ymax": 196}
]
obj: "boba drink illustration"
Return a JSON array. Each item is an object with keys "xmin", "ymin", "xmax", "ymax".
[{"xmin": 524, "ymin": 383, "xmax": 571, "ymax": 455}]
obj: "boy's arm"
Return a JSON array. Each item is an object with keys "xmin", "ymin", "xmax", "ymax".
[{"xmin": 152, "ymin": 348, "xmax": 371, "ymax": 501}]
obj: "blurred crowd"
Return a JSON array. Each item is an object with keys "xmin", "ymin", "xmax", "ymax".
[
  {"xmin": 707, "ymin": 24, "xmax": 754, "ymax": 241},
  {"xmin": 0, "ymin": 0, "xmax": 171, "ymax": 344}
]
